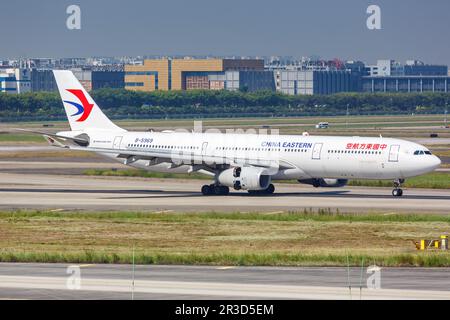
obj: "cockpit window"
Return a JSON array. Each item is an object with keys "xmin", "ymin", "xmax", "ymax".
[{"xmin": 414, "ymin": 150, "xmax": 432, "ymax": 155}]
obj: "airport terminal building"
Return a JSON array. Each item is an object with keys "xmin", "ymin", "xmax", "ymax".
[
  {"xmin": 362, "ymin": 76, "xmax": 450, "ymax": 93},
  {"xmin": 125, "ymin": 58, "xmax": 275, "ymax": 92},
  {"xmin": 3, "ymin": 57, "xmax": 450, "ymax": 95},
  {"xmin": 361, "ymin": 59, "xmax": 450, "ymax": 93},
  {"xmin": 277, "ymin": 70, "xmax": 361, "ymax": 95},
  {"xmin": 29, "ymin": 68, "xmax": 125, "ymax": 92},
  {"xmin": 0, "ymin": 68, "xmax": 31, "ymax": 94}
]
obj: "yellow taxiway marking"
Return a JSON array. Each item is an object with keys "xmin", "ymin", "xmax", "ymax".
[
  {"xmin": 78, "ymin": 264, "xmax": 95, "ymax": 268},
  {"xmin": 216, "ymin": 266, "xmax": 236, "ymax": 270}
]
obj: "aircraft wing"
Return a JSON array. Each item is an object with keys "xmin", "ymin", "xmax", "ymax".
[{"xmin": 68, "ymin": 145, "xmax": 296, "ymax": 172}]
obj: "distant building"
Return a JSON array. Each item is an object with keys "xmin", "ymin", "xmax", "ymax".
[
  {"xmin": 72, "ymin": 68, "xmax": 92, "ymax": 92},
  {"xmin": 29, "ymin": 68, "xmax": 125, "ymax": 92},
  {"xmin": 361, "ymin": 59, "xmax": 450, "ymax": 93},
  {"xmin": 365, "ymin": 60, "xmax": 404, "ymax": 77},
  {"xmin": 0, "ymin": 68, "xmax": 31, "ymax": 94},
  {"xmin": 365, "ymin": 59, "xmax": 448, "ymax": 77},
  {"xmin": 0, "ymin": 74, "xmax": 16, "ymax": 93},
  {"xmin": 362, "ymin": 76, "xmax": 450, "ymax": 92},
  {"xmin": 91, "ymin": 70, "xmax": 125, "ymax": 90},
  {"xmin": 31, "ymin": 69, "xmax": 57, "ymax": 92},
  {"xmin": 208, "ymin": 70, "xmax": 275, "ymax": 92},
  {"xmin": 278, "ymin": 70, "xmax": 360, "ymax": 95},
  {"xmin": 265, "ymin": 57, "xmax": 346, "ymax": 72},
  {"xmin": 404, "ymin": 60, "xmax": 448, "ymax": 76},
  {"xmin": 124, "ymin": 58, "xmax": 267, "ymax": 92},
  {"xmin": 344, "ymin": 61, "xmax": 367, "ymax": 75}
]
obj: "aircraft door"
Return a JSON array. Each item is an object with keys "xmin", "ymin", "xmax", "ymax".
[
  {"xmin": 312, "ymin": 143, "xmax": 323, "ymax": 160},
  {"xmin": 388, "ymin": 145, "xmax": 400, "ymax": 162},
  {"xmin": 113, "ymin": 136, "xmax": 123, "ymax": 149},
  {"xmin": 201, "ymin": 142, "xmax": 208, "ymax": 156}
]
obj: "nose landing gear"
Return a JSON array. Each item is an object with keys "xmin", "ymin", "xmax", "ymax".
[{"xmin": 392, "ymin": 179, "xmax": 404, "ymax": 197}]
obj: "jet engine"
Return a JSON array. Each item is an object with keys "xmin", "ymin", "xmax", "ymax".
[
  {"xmin": 298, "ymin": 178, "xmax": 348, "ymax": 188},
  {"xmin": 217, "ymin": 167, "xmax": 271, "ymax": 190}
]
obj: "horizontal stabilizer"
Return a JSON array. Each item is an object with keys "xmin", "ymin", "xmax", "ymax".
[{"xmin": 13, "ymin": 128, "xmax": 89, "ymax": 147}]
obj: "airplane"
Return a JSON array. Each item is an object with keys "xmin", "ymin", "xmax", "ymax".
[{"xmin": 23, "ymin": 70, "xmax": 442, "ymax": 197}]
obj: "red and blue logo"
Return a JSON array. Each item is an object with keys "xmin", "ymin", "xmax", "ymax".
[{"xmin": 63, "ymin": 89, "xmax": 94, "ymax": 122}]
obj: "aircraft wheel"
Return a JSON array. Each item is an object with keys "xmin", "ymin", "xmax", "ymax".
[
  {"xmin": 220, "ymin": 186, "xmax": 230, "ymax": 195},
  {"xmin": 201, "ymin": 185, "xmax": 212, "ymax": 196},
  {"xmin": 213, "ymin": 185, "xmax": 229, "ymax": 195},
  {"xmin": 312, "ymin": 179, "xmax": 321, "ymax": 188},
  {"xmin": 265, "ymin": 184, "xmax": 275, "ymax": 194},
  {"xmin": 392, "ymin": 188, "xmax": 403, "ymax": 197}
]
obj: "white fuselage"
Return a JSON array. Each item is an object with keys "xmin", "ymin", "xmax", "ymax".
[{"xmin": 79, "ymin": 130, "xmax": 441, "ymax": 181}]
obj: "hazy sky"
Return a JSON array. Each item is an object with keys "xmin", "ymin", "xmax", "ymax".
[{"xmin": 1, "ymin": 0, "xmax": 450, "ymax": 65}]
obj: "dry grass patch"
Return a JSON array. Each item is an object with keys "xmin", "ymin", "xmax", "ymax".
[{"xmin": 1, "ymin": 211, "xmax": 450, "ymax": 266}]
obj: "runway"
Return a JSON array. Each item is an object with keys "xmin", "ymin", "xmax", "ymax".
[
  {"xmin": 0, "ymin": 263, "xmax": 449, "ymax": 300},
  {"xmin": 0, "ymin": 171, "xmax": 449, "ymax": 213}
]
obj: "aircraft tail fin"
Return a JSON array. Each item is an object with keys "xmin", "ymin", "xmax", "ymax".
[{"xmin": 53, "ymin": 70, "xmax": 124, "ymax": 132}]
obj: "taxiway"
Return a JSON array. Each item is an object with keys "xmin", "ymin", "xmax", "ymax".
[
  {"xmin": 0, "ymin": 171, "xmax": 449, "ymax": 213},
  {"xmin": 0, "ymin": 263, "xmax": 449, "ymax": 300}
]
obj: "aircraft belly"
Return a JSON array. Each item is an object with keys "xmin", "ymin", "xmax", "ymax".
[
  {"xmin": 272, "ymin": 168, "xmax": 308, "ymax": 180},
  {"xmin": 320, "ymin": 158, "xmax": 354, "ymax": 179},
  {"xmin": 357, "ymin": 160, "xmax": 383, "ymax": 179}
]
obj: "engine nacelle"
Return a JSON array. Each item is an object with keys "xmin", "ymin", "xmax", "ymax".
[
  {"xmin": 217, "ymin": 167, "xmax": 271, "ymax": 190},
  {"xmin": 298, "ymin": 178, "xmax": 348, "ymax": 188}
]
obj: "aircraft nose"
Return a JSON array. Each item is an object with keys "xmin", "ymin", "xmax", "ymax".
[{"xmin": 430, "ymin": 155, "xmax": 441, "ymax": 170}]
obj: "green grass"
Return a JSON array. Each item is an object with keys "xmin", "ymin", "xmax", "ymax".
[
  {"xmin": 85, "ymin": 169, "xmax": 450, "ymax": 189},
  {"xmin": 0, "ymin": 133, "xmax": 45, "ymax": 143},
  {"xmin": 1, "ymin": 210, "xmax": 450, "ymax": 267},
  {"xmin": 348, "ymin": 172, "xmax": 450, "ymax": 189},
  {"xmin": 1, "ymin": 251, "xmax": 449, "ymax": 267},
  {"xmin": 2, "ymin": 209, "xmax": 450, "ymax": 223}
]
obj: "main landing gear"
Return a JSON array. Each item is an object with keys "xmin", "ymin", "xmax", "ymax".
[
  {"xmin": 392, "ymin": 179, "xmax": 404, "ymax": 197},
  {"xmin": 200, "ymin": 183, "xmax": 276, "ymax": 196},
  {"xmin": 201, "ymin": 184, "xmax": 230, "ymax": 196}
]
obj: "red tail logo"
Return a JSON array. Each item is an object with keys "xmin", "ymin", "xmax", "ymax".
[{"xmin": 64, "ymin": 89, "xmax": 94, "ymax": 122}]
